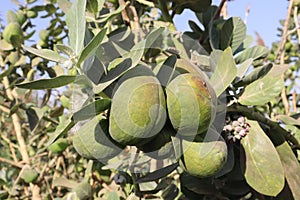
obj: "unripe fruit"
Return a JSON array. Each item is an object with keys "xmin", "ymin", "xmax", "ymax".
[
  {"xmin": 137, "ymin": 120, "xmax": 175, "ymax": 159},
  {"xmin": 166, "ymin": 73, "xmax": 216, "ymax": 140},
  {"xmin": 179, "ymin": 129, "xmax": 227, "ymax": 177},
  {"xmin": 73, "ymin": 117, "xmax": 123, "ymax": 161},
  {"xmin": 109, "ymin": 67, "xmax": 166, "ymax": 146},
  {"xmin": 3, "ymin": 22, "xmax": 24, "ymax": 47}
]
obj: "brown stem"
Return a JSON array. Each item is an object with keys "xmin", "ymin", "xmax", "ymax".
[
  {"xmin": 275, "ymin": 0, "xmax": 294, "ymax": 114},
  {"xmin": 293, "ymin": 6, "xmax": 300, "ymax": 44},
  {"xmin": 0, "ymin": 156, "xmax": 23, "ymax": 168}
]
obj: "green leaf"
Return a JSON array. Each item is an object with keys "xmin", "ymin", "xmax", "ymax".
[
  {"xmin": 277, "ymin": 115, "xmax": 300, "ymax": 126},
  {"xmin": 230, "ymin": 17, "xmax": 247, "ymax": 53},
  {"xmin": 46, "ymin": 117, "xmax": 75, "ymax": 147},
  {"xmin": 156, "ymin": 55, "xmax": 178, "ymax": 86},
  {"xmin": 96, "ymin": 4, "xmax": 127, "ymax": 23},
  {"xmin": 15, "ymin": 75, "xmax": 76, "ymax": 90},
  {"xmin": 136, "ymin": 163, "xmax": 179, "ymax": 183},
  {"xmin": 77, "ymin": 28, "xmax": 107, "ymax": 65},
  {"xmin": 55, "ymin": 44, "xmax": 74, "ymax": 57},
  {"xmin": 66, "ymin": 0, "xmax": 87, "ymax": 55},
  {"xmin": 275, "ymin": 140, "xmax": 300, "ymax": 199},
  {"xmin": 240, "ymin": 120, "xmax": 285, "ymax": 196},
  {"xmin": 238, "ymin": 65, "xmax": 288, "ymax": 105},
  {"xmin": 235, "ymin": 46, "xmax": 269, "ymax": 64},
  {"xmin": 210, "ymin": 47, "xmax": 237, "ymax": 96},
  {"xmin": 107, "ymin": 192, "xmax": 120, "ymax": 200},
  {"xmin": 236, "ymin": 58, "xmax": 253, "ymax": 79},
  {"xmin": 72, "ymin": 99, "xmax": 111, "ymax": 121},
  {"xmin": 23, "ymin": 46, "xmax": 68, "ymax": 63},
  {"xmin": 93, "ymin": 28, "xmax": 163, "ymax": 93},
  {"xmin": 235, "ymin": 63, "xmax": 273, "ymax": 87}
]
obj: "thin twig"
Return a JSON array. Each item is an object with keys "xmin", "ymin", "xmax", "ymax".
[
  {"xmin": 275, "ymin": 0, "xmax": 294, "ymax": 115},
  {"xmin": 0, "ymin": 156, "xmax": 23, "ymax": 168},
  {"xmin": 293, "ymin": 6, "xmax": 300, "ymax": 44}
]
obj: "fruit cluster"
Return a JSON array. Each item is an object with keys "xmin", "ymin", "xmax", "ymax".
[{"xmin": 73, "ymin": 64, "xmax": 228, "ymax": 178}]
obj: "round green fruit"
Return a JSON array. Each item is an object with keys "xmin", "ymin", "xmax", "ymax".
[
  {"xmin": 179, "ymin": 129, "xmax": 227, "ymax": 178},
  {"xmin": 3, "ymin": 22, "xmax": 23, "ymax": 47},
  {"xmin": 166, "ymin": 73, "xmax": 216, "ymax": 140},
  {"xmin": 109, "ymin": 67, "xmax": 167, "ymax": 146},
  {"xmin": 73, "ymin": 116, "xmax": 123, "ymax": 161},
  {"xmin": 137, "ymin": 120, "xmax": 175, "ymax": 159},
  {"xmin": 48, "ymin": 138, "xmax": 68, "ymax": 154}
]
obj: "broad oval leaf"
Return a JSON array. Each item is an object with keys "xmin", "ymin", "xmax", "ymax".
[
  {"xmin": 16, "ymin": 75, "xmax": 76, "ymax": 89},
  {"xmin": 236, "ymin": 58, "xmax": 253, "ymax": 79},
  {"xmin": 238, "ymin": 72, "xmax": 283, "ymax": 106},
  {"xmin": 235, "ymin": 63, "xmax": 273, "ymax": 87},
  {"xmin": 230, "ymin": 17, "xmax": 247, "ymax": 53},
  {"xmin": 23, "ymin": 46, "xmax": 68, "ymax": 63},
  {"xmin": 240, "ymin": 120, "xmax": 285, "ymax": 196},
  {"xmin": 275, "ymin": 139, "xmax": 300, "ymax": 199},
  {"xmin": 66, "ymin": 0, "xmax": 87, "ymax": 55},
  {"xmin": 210, "ymin": 47, "xmax": 237, "ymax": 96},
  {"xmin": 277, "ymin": 115, "xmax": 300, "ymax": 126},
  {"xmin": 235, "ymin": 46, "xmax": 269, "ymax": 64}
]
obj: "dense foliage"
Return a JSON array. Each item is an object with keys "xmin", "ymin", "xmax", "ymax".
[{"xmin": 0, "ymin": 0, "xmax": 300, "ymax": 199}]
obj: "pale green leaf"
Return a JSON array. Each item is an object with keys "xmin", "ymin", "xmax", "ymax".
[
  {"xmin": 230, "ymin": 17, "xmax": 247, "ymax": 53},
  {"xmin": 235, "ymin": 63, "xmax": 273, "ymax": 87},
  {"xmin": 23, "ymin": 46, "xmax": 68, "ymax": 63},
  {"xmin": 210, "ymin": 47, "xmax": 237, "ymax": 96},
  {"xmin": 277, "ymin": 115, "xmax": 300, "ymax": 126},
  {"xmin": 77, "ymin": 28, "xmax": 107, "ymax": 65},
  {"xmin": 238, "ymin": 65, "xmax": 288, "ymax": 105},
  {"xmin": 46, "ymin": 117, "xmax": 75, "ymax": 146},
  {"xmin": 15, "ymin": 75, "xmax": 76, "ymax": 90},
  {"xmin": 236, "ymin": 58, "xmax": 253, "ymax": 79},
  {"xmin": 241, "ymin": 120, "xmax": 285, "ymax": 196},
  {"xmin": 96, "ymin": 4, "xmax": 127, "ymax": 23},
  {"xmin": 72, "ymin": 99, "xmax": 111, "ymax": 121},
  {"xmin": 135, "ymin": 0, "xmax": 154, "ymax": 7},
  {"xmin": 235, "ymin": 46, "xmax": 269, "ymax": 64},
  {"xmin": 66, "ymin": 0, "xmax": 87, "ymax": 55},
  {"xmin": 55, "ymin": 44, "xmax": 74, "ymax": 57}
]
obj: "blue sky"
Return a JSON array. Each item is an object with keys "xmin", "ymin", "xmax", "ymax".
[{"xmin": 0, "ymin": 0, "xmax": 289, "ymax": 48}]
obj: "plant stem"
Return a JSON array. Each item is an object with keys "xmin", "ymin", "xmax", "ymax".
[{"xmin": 227, "ymin": 103, "xmax": 299, "ymax": 146}]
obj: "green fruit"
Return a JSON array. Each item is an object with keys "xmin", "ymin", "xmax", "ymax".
[
  {"xmin": 166, "ymin": 73, "xmax": 216, "ymax": 140},
  {"xmin": 73, "ymin": 116, "xmax": 123, "ymax": 161},
  {"xmin": 3, "ymin": 22, "xmax": 24, "ymax": 47},
  {"xmin": 137, "ymin": 120, "xmax": 175, "ymax": 159},
  {"xmin": 17, "ymin": 10, "xmax": 26, "ymax": 26},
  {"xmin": 74, "ymin": 182, "xmax": 92, "ymax": 200},
  {"xmin": 179, "ymin": 129, "xmax": 227, "ymax": 178},
  {"xmin": 39, "ymin": 29, "xmax": 50, "ymax": 41},
  {"xmin": 6, "ymin": 10, "xmax": 18, "ymax": 24},
  {"xmin": 109, "ymin": 67, "xmax": 167, "ymax": 146},
  {"xmin": 22, "ymin": 168, "xmax": 39, "ymax": 183},
  {"xmin": 26, "ymin": 10, "xmax": 38, "ymax": 18},
  {"xmin": 48, "ymin": 138, "xmax": 68, "ymax": 154}
]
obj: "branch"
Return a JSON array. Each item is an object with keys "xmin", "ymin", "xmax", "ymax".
[
  {"xmin": 227, "ymin": 103, "xmax": 299, "ymax": 146},
  {"xmin": 274, "ymin": 0, "xmax": 294, "ymax": 115}
]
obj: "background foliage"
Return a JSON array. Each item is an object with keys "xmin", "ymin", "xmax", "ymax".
[{"xmin": 0, "ymin": 0, "xmax": 300, "ymax": 199}]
